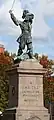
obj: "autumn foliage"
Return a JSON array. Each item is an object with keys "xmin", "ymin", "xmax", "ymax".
[
  {"xmin": 39, "ymin": 54, "xmax": 54, "ymax": 108},
  {"xmin": 40, "ymin": 55, "xmax": 49, "ymax": 68},
  {"xmin": 0, "ymin": 51, "xmax": 13, "ymax": 65},
  {"xmin": 0, "ymin": 51, "xmax": 14, "ymax": 112}
]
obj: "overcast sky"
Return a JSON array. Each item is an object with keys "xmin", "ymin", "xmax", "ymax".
[{"xmin": 0, "ymin": 0, "xmax": 54, "ymax": 59}]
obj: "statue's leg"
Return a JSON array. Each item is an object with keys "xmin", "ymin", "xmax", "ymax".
[
  {"xmin": 18, "ymin": 40, "xmax": 25, "ymax": 56},
  {"xmin": 18, "ymin": 45, "xmax": 23, "ymax": 56},
  {"xmin": 27, "ymin": 42, "xmax": 33, "ymax": 58}
]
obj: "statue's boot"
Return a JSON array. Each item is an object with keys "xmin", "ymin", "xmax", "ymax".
[{"xmin": 17, "ymin": 49, "xmax": 23, "ymax": 56}]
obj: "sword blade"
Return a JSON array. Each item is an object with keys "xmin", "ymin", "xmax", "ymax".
[{"xmin": 11, "ymin": 0, "xmax": 15, "ymax": 10}]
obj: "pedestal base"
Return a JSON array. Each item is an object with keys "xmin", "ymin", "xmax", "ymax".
[
  {"xmin": 2, "ymin": 60, "xmax": 50, "ymax": 120},
  {"xmin": 2, "ymin": 107, "xmax": 49, "ymax": 120}
]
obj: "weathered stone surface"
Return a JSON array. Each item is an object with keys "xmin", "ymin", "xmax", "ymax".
[
  {"xmin": 2, "ymin": 60, "xmax": 50, "ymax": 120},
  {"xmin": 18, "ymin": 74, "xmax": 43, "ymax": 108}
]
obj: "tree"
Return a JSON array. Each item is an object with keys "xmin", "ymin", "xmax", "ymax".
[
  {"xmin": 43, "ymin": 74, "xmax": 54, "ymax": 109},
  {"xmin": 0, "ymin": 51, "xmax": 13, "ymax": 112},
  {"xmin": 40, "ymin": 54, "xmax": 54, "ymax": 108},
  {"xmin": 0, "ymin": 51, "xmax": 14, "ymax": 65},
  {"xmin": 40, "ymin": 55, "xmax": 49, "ymax": 68}
]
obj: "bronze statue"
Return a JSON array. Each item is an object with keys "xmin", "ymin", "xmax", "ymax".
[{"xmin": 9, "ymin": 10, "xmax": 34, "ymax": 60}]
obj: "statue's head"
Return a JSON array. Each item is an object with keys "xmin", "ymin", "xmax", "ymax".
[
  {"xmin": 25, "ymin": 13, "xmax": 34, "ymax": 24},
  {"xmin": 22, "ymin": 10, "xmax": 29, "ymax": 19},
  {"xmin": 22, "ymin": 10, "xmax": 34, "ymax": 24}
]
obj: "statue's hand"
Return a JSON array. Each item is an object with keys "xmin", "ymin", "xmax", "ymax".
[{"xmin": 9, "ymin": 10, "xmax": 12, "ymax": 14}]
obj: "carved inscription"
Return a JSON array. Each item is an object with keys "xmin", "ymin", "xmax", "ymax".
[
  {"xmin": 21, "ymin": 85, "xmax": 40, "ymax": 102},
  {"xmin": 19, "ymin": 75, "xmax": 43, "ymax": 107}
]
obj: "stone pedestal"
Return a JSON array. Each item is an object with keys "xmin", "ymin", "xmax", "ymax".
[{"xmin": 3, "ymin": 59, "xmax": 50, "ymax": 120}]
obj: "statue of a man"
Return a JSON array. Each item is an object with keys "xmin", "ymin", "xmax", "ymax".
[{"xmin": 9, "ymin": 10, "xmax": 34, "ymax": 59}]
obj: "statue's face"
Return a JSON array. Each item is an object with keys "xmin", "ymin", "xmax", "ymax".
[
  {"xmin": 22, "ymin": 12, "xmax": 26, "ymax": 19},
  {"xmin": 22, "ymin": 10, "xmax": 29, "ymax": 19}
]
